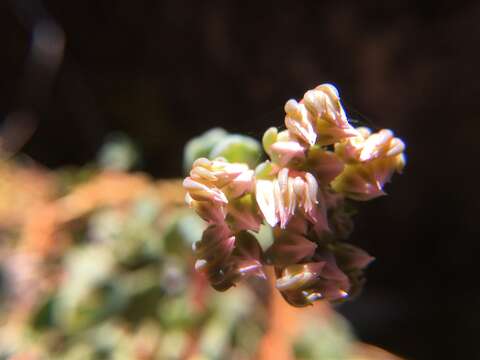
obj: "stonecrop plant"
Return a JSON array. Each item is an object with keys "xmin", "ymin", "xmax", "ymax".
[{"xmin": 183, "ymin": 84, "xmax": 405, "ymax": 307}]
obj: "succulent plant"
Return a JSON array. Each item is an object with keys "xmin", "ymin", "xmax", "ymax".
[{"xmin": 184, "ymin": 83, "xmax": 406, "ymax": 307}]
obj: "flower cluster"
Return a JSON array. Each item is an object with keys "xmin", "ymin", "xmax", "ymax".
[
  {"xmin": 184, "ymin": 84, "xmax": 405, "ymax": 306},
  {"xmin": 183, "ymin": 158, "xmax": 265, "ymax": 290}
]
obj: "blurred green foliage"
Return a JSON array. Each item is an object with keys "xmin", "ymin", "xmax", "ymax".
[{"xmin": 183, "ymin": 128, "xmax": 263, "ymax": 174}]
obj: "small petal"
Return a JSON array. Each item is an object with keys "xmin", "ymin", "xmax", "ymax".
[
  {"xmin": 274, "ymin": 179, "xmax": 288, "ymax": 228},
  {"xmin": 331, "ymin": 164, "xmax": 387, "ymax": 201},
  {"xmin": 315, "ymin": 118, "xmax": 359, "ymax": 145},
  {"xmin": 277, "ymin": 167, "xmax": 289, "ymax": 191},
  {"xmin": 270, "ymin": 141, "xmax": 306, "ymax": 166},
  {"xmin": 196, "ymin": 224, "xmax": 234, "ymax": 258},
  {"xmin": 284, "ymin": 99, "xmax": 317, "ymax": 145},
  {"xmin": 293, "ymin": 177, "xmax": 305, "ymax": 198},
  {"xmin": 190, "ymin": 165, "xmax": 218, "ymax": 182},
  {"xmin": 304, "ymin": 173, "xmax": 319, "ymax": 207},
  {"xmin": 359, "ymin": 129, "xmax": 393, "ymax": 161},
  {"xmin": 186, "ymin": 193, "xmax": 226, "ymax": 223},
  {"xmin": 303, "ymin": 84, "xmax": 348, "ymax": 128},
  {"xmin": 183, "ymin": 177, "xmax": 228, "ymax": 204},
  {"xmin": 262, "ymin": 127, "xmax": 278, "ymax": 156},
  {"xmin": 195, "ymin": 259, "xmax": 208, "ymax": 271},
  {"xmin": 276, "ymin": 262, "xmax": 326, "ymax": 291},
  {"xmin": 255, "ymin": 179, "xmax": 278, "ymax": 227},
  {"xmin": 386, "ymin": 138, "xmax": 405, "ymax": 157},
  {"xmin": 286, "ymin": 176, "xmax": 297, "ymax": 218},
  {"xmin": 223, "ymin": 169, "xmax": 254, "ymax": 199}
]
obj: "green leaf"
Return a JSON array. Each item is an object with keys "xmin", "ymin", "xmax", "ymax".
[
  {"xmin": 209, "ymin": 134, "xmax": 263, "ymax": 168},
  {"xmin": 183, "ymin": 128, "xmax": 228, "ymax": 174}
]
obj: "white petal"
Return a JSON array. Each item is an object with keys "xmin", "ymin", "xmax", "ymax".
[
  {"xmin": 304, "ymin": 173, "xmax": 319, "ymax": 205},
  {"xmin": 255, "ymin": 180, "xmax": 278, "ymax": 227}
]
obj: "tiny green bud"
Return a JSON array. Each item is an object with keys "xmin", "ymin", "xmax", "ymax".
[
  {"xmin": 262, "ymin": 127, "xmax": 278, "ymax": 156},
  {"xmin": 254, "ymin": 161, "xmax": 276, "ymax": 180}
]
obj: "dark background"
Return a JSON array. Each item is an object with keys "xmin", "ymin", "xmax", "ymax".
[{"xmin": 1, "ymin": 1, "xmax": 478, "ymax": 358}]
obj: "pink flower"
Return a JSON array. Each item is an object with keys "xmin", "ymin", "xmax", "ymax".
[
  {"xmin": 183, "ymin": 176, "xmax": 228, "ymax": 204},
  {"xmin": 335, "ymin": 127, "xmax": 405, "ymax": 163},
  {"xmin": 303, "ymin": 84, "xmax": 348, "ymax": 128},
  {"xmin": 184, "ymin": 158, "xmax": 254, "ymax": 202},
  {"xmin": 185, "ymin": 193, "xmax": 226, "ymax": 224},
  {"xmin": 332, "ymin": 127, "xmax": 406, "ymax": 200},
  {"xmin": 284, "ymin": 99, "xmax": 317, "ymax": 146},
  {"xmin": 281, "ymin": 84, "xmax": 359, "ymax": 147},
  {"xmin": 302, "ymin": 84, "xmax": 359, "ymax": 145},
  {"xmin": 183, "ymin": 82, "xmax": 404, "ymax": 306},
  {"xmin": 184, "ymin": 157, "xmax": 257, "ymax": 222},
  {"xmin": 255, "ymin": 168, "xmax": 320, "ymax": 229},
  {"xmin": 185, "ymin": 157, "xmax": 265, "ymax": 291}
]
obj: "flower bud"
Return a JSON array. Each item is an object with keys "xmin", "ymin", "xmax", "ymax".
[
  {"xmin": 185, "ymin": 193, "xmax": 226, "ymax": 224},
  {"xmin": 275, "ymin": 251, "xmax": 352, "ymax": 306},
  {"xmin": 194, "ymin": 224, "xmax": 235, "ymax": 267},
  {"xmin": 206, "ymin": 231, "xmax": 265, "ymax": 291},
  {"xmin": 275, "ymin": 262, "xmax": 326, "ymax": 290},
  {"xmin": 302, "ymin": 84, "xmax": 359, "ymax": 145},
  {"xmin": 255, "ymin": 169, "xmax": 320, "ymax": 229},
  {"xmin": 303, "ymin": 84, "xmax": 346, "ymax": 127},
  {"xmin": 335, "ymin": 127, "xmax": 405, "ymax": 164},
  {"xmin": 284, "ymin": 99, "xmax": 317, "ymax": 146},
  {"xmin": 262, "ymin": 127, "xmax": 278, "ymax": 156},
  {"xmin": 331, "ymin": 154, "xmax": 405, "ymax": 201},
  {"xmin": 183, "ymin": 176, "xmax": 228, "ymax": 204},
  {"xmin": 184, "ymin": 157, "xmax": 255, "ymax": 206}
]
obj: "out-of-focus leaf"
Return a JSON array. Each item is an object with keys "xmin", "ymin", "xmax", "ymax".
[
  {"xmin": 54, "ymin": 245, "xmax": 118, "ymax": 332},
  {"xmin": 293, "ymin": 312, "xmax": 354, "ymax": 360},
  {"xmin": 197, "ymin": 286, "xmax": 255, "ymax": 359},
  {"xmin": 183, "ymin": 128, "xmax": 228, "ymax": 174},
  {"xmin": 209, "ymin": 134, "xmax": 263, "ymax": 169},
  {"xmin": 57, "ymin": 166, "xmax": 97, "ymax": 195},
  {"xmin": 97, "ymin": 132, "xmax": 140, "ymax": 171},
  {"xmin": 31, "ymin": 296, "xmax": 56, "ymax": 330},
  {"xmin": 163, "ymin": 211, "xmax": 205, "ymax": 254},
  {"xmin": 157, "ymin": 295, "xmax": 195, "ymax": 329}
]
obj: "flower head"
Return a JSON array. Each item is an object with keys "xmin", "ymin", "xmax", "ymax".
[
  {"xmin": 255, "ymin": 168, "xmax": 321, "ymax": 229},
  {"xmin": 183, "ymin": 83, "xmax": 405, "ymax": 306},
  {"xmin": 335, "ymin": 127, "xmax": 405, "ymax": 163},
  {"xmin": 332, "ymin": 128, "xmax": 406, "ymax": 200},
  {"xmin": 185, "ymin": 157, "xmax": 264, "ymax": 291},
  {"xmin": 301, "ymin": 84, "xmax": 359, "ymax": 145}
]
